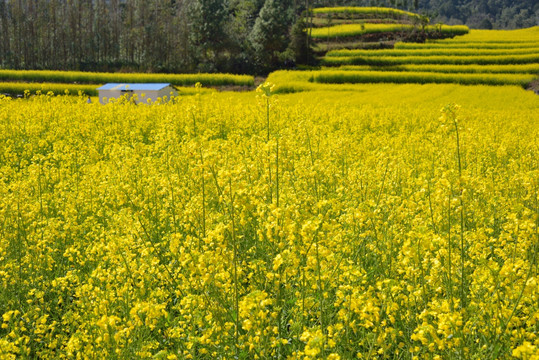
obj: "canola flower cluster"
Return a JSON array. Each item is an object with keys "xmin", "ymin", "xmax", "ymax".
[{"xmin": 0, "ymin": 86, "xmax": 537, "ymax": 359}]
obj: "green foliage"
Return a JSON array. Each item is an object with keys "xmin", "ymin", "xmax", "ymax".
[
  {"xmin": 188, "ymin": 0, "xmax": 231, "ymax": 71},
  {"xmin": 0, "ymin": 0, "xmax": 302, "ymax": 74},
  {"xmin": 288, "ymin": 16, "xmax": 316, "ymax": 66},
  {"xmin": 249, "ymin": 0, "xmax": 294, "ymax": 72},
  {"xmin": 307, "ymin": 0, "xmax": 538, "ymax": 29},
  {"xmin": 479, "ymin": 18, "xmax": 493, "ymax": 29}
]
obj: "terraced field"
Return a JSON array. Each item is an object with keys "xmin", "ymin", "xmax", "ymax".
[
  {"xmin": 322, "ymin": 28, "xmax": 539, "ymax": 67},
  {"xmin": 0, "ymin": 70, "xmax": 255, "ymax": 97},
  {"xmin": 325, "ymin": 47, "xmax": 539, "ymax": 57},
  {"xmin": 335, "ymin": 64, "xmax": 539, "ymax": 74},
  {"xmin": 312, "ymin": 6, "xmax": 422, "ymax": 20},
  {"xmin": 311, "ymin": 23, "xmax": 469, "ymax": 40},
  {"xmin": 281, "ymin": 26, "xmax": 539, "ymax": 90},
  {"xmin": 309, "ymin": 6, "xmax": 469, "ymax": 54},
  {"xmin": 323, "ymin": 53, "xmax": 539, "ymax": 66},
  {"xmin": 266, "ymin": 69, "xmax": 537, "ymax": 93}
]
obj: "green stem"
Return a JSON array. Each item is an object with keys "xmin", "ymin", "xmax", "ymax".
[
  {"xmin": 315, "ymin": 232, "xmax": 325, "ymax": 357},
  {"xmin": 453, "ymin": 118, "xmax": 466, "ymax": 310},
  {"xmin": 229, "ymin": 178, "xmax": 240, "ymax": 358},
  {"xmin": 200, "ymin": 149, "xmax": 206, "ymax": 240},
  {"xmin": 448, "ymin": 189, "xmax": 454, "ymax": 311},
  {"xmin": 276, "ymin": 136, "xmax": 279, "ymax": 207},
  {"xmin": 266, "ymin": 98, "xmax": 270, "ymax": 143}
]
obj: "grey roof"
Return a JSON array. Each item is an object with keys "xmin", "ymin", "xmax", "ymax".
[{"xmin": 97, "ymin": 83, "xmax": 172, "ymax": 91}]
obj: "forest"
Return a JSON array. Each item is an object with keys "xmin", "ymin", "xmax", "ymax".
[{"xmin": 0, "ymin": 0, "xmax": 537, "ymax": 74}]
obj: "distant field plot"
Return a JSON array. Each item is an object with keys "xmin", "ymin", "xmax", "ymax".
[
  {"xmin": 322, "ymin": 53, "xmax": 539, "ymax": 66},
  {"xmin": 0, "ymin": 70, "xmax": 255, "ymax": 87},
  {"xmin": 311, "ymin": 17, "xmax": 409, "ymax": 27},
  {"xmin": 431, "ymin": 26, "xmax": 539, "ymax": 42},
  {"xmin": 311, "ymin": 70, "xmax": 536, "ymax": 86},
  {"xmin": 312, "ymin": 6, "xmax": 421, "ymax": 20},
  {"xmin": 311, "ymin": 23, "xmax": 469, "ymax": 39},
  {"xmin": 0, "ymin": 82, "xmax": 97, "ymax": 96},
  {"xmin": 311, "ymin": 23, "xmax": 410, "ymax": 38},
  {"xmin": 331, "ymin": 63, "xmax": 539, "ymax": 74},
  {"xmin": 326, "ymin": 47, "xmax": 539, "ymax": 57},
  {"xmin": 0, "ymin": 82, "xmax": 220, "ymax": 97},
  {"xmin": 394, "ymin": 41, "xmax": 539, "ymax": 49},
  {"xmin": 266, "ymin": 69, "xmax": 536, "ymax": 91}
]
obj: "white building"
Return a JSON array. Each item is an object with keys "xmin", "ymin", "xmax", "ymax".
[{"xmin": 97, "ymin": 83, "xmax": 178, "ymax": 104}]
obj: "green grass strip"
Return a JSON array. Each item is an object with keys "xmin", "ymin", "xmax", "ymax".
[
  {"xmin": 322, "ymin": 53, "xmax": 539, "ymax": 66},
  {"xmin": 311, "ymin": 70, "xmax": 536, "ymax": 87},
  {"xmin": 331, "ymin": 64, "xmax": 539, "ymax": 74},
  {"xmin": 326, "ymin": 47, "xmax": 539, "ymax": 57},
  {"xmin": 312, "ymin": 6, "xmax": 421, "ymax": 20},
  {"xmin": 311, "ymin": 23, "xmax": 408, "ymax": 38},
  {"xmin": 0, "ymin": 70, "xmax": 255, "ymax": 86},
  {"xmin": 430, "ymin": 27, "xmax": 539, "ymax": 42},
  {"xmin": 395, "ymin": 41, "xmax": 539, "ymax": 49},
  {"xmin": 0, "ymin": 82, "xmax": 98, "ymax": 96}
]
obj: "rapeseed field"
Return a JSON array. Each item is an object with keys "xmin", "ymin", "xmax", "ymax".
[
  {"xmin": 318, "ymin": 27, "xmax": 539, "ymax": 89},
  {"xmin": 0, "ymin": 84, "xmax": 537, "ymax": 359}
]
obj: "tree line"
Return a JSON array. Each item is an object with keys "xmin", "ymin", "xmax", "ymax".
[
  {"xmin": 0, "ymin": 0, "xmax": 312, "ymax": 74},
  {"xmin": 1, "ymin": 0, "xmax": 537, "ymax": 75},
  {"xmin": 417, "ymin": 0, "xmax": 538, "ymax": 30},
  {"xmin": 308, "ymin": 0, "xmax": 538, "ymax": 30}
]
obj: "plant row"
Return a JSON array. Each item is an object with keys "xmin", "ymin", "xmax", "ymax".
[
  {"xmin": 0, "ymin": 83, "xmax": 98, "ymax": 97},
  {"xmin": 312, "ymin": 6, "xmax": 422, "ymax": 20},
  {"xmin": 322, "ymin": 53, "xmax": 539, "ymax": 66},
  {"xmin": 310, "ymin": 23, "xmax": 469, "ymax": 39},
  {"xmin": 326, "ymin": 47, "xmax": 539, "ymax": 57},
  {"xmin": 310, "ymin": 70, "xmax": 535, "ymax": 87},
  {"xmin": 0, "ymin": 70, "xmax": 255, "ymax": 87},
  {"xmin": 394, "ymin": 41, "xmax": 539, "ymax": 49},
  {"xmin": 310, "ymin": 17, "xmax": 413, "ymax": 28},
  {"xmin": 330, "ymin": 63, "xmax": 539, "ymax": 74},
  {"xmin": 265, "ymin": 70, "xmax": 538, "ymax": 93},
  {"xmin": 430, "ymin": 27, "xmax": 539, "ymax": 42}
]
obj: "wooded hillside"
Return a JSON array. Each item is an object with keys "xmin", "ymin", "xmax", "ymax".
[
  {"xmin": 321, "ymin": 0, "xmax": 538, "ymax": 29},
  {"xmin": 0, "ymin": 0, "xmax": 302, "ymax": 73},
  {"xmin": 0, "ymin": 0, "xmax": 536, "ymax": 74}
]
